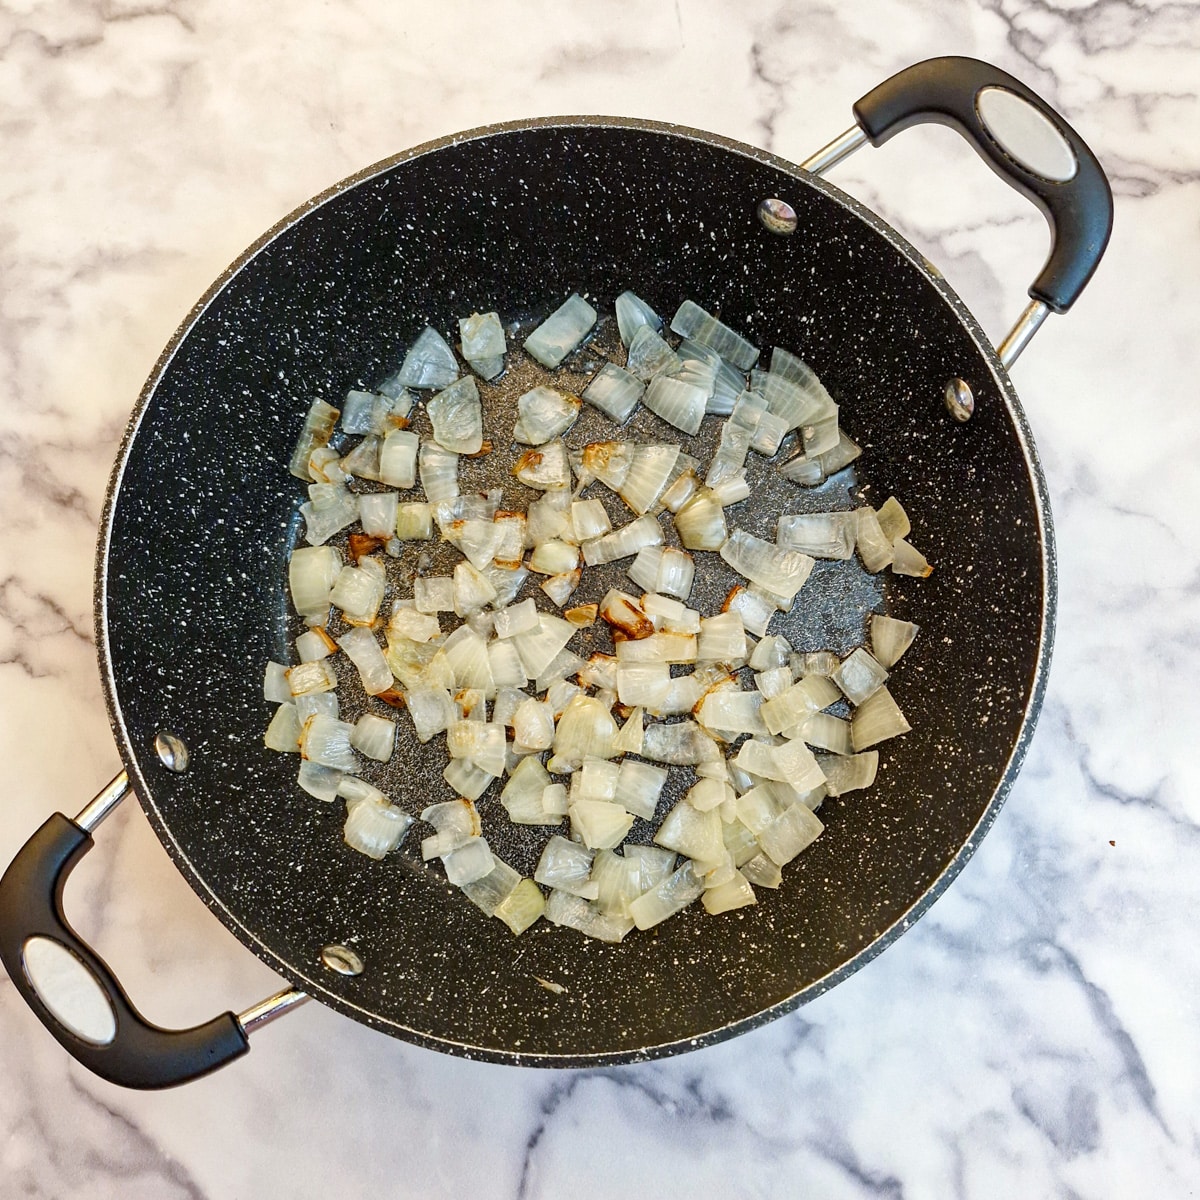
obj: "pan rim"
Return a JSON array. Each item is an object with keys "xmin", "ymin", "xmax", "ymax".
[{"xmin": 93, "ymin": 114, "xmax": 1055, "ymax": 1066}]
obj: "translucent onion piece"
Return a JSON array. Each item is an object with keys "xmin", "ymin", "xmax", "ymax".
[
  {"xmin": 453, "ymin": 561, "xmax": 498, "ymax": 617},
  {"xmin": 722, "ymin": 819, "xmax": 761, "ymax": 867},
  {"xmin": 570, "ymin": 800, "xmax": 634, "ymax": 850},
  {"xmin": 514, "ymin": 386, "xmax": 580, "ymax": 445},
  {"xmin": 615, "ymin": 290, "xmax": 661, "ymax": 346},
  {"xmin": 777, "ymin": 512, "xmax": 857, "ymax": 560},
  {"xmin": 308, "ymin": 446, "xmax": 347, "ymax": 485},
  {"xmin": 528, "ymin": 539, "xmax": 580, "ymax": 576},
  {"xmin": 395, "ymin": 501, "xmax": 433, "ymax": 541},
  {"xmin": 851, "ymin": 686, "xmax": 911, "ymax": 751},
  {"xmin": 553, "ymin": 695, "xmax": 618, "ymax": 768},
  {"xmin": 801, "ymin": 712, "xmax": 853, "ymax": 756},
  {"xmin": 264, "ymin": 660, "xmax": 293, "ymax": 702},
  {"xmin": 655, "ymin": 801, "xmax": 724, "ymax": 863},
  {"xmin": 297, "ymin": 760, "xmax": 343, "ymax": 802},
  {"xmin": 643, "ymin": 376, "xmax": 706, "ymax": 436},
  {"xmin": 336, "ymin": 626, "xmax": 393, "ymax": 696},
  {"xmin": 405, "ymin": 687, "xmax": 456, "ymax": 742},
  {"xmin": 735, "ymin": 738, "xmax": 825, "ymax": 791},
  {"xmin": 779, "ymin": 453, "xmax": 825, "ymax": 486},
  {"xmin": 758, "ymin": 803, "xmax": 823, "ymax": 866},
  {"xmin": 330, "ymin": 557, "xmax": 385, "ymax": 626},
  {"xmin": 875, "ymin": 496, "xmax": 911, "ymax": 543},
  {"xmin": 688, "ymin": 776, "xmax": 733, "ymax": 813},
  {"xmin": 397, "ymin": 327, "xmax": 459, "ymax": 390},
  {"xmin": 459, "ymin": 311, "xmax": 506, "ymax": 372},
  {"xmin": 501, "ymin": 756, "xmax": 559, "ymax": 825},
  {"xmin": 442, "ymin": 625, "xmax": 494, "ymax": 692},
  {"xmin": 856, "ymin": 507, "xmax": 894, "ymax": 572},
  {"xmin": 536, "ymin": 649, "xmax": 587, "ymax": 694},
  {"xmin": 492, "ymin": 599, "xmax": 538, "ymax": 640},
  {"xmin": 618, "ymin": 444, "xmax": 681, "ymax": 514},
  {"xmin": 625, "ymin": 324, "xmax": 682, "ymax": 382},
  {"xmin": 570, "ymin": 499, "xmax": 611, "ymax": 543},
  {"xmin": 629, "ymin": 861, "xmax": 704, "ymax": 930},
  {"xmin": 426, "ymin": 376, "xmax": 483, "ymax": 454},
  {"xmin": 565, "ymin": 603, "xmax": 597, "ymax": 628},
  {"xmin": 491, "ymin": 511, "xmax": 526, "ymax": 568},
  {"xmin": 817, "ymin": 750, "xmax": 879, "ymax": 796},
  {"xmin": 723, "ymin": 586, "xmax": 773, "ymax": 638},
  {"xmin": 641, "ymin": 719, "xmax": 721, "ymax": 765},
  {"xmin": 413, "ymin": 576, "xmax": 453, "ymax": 614},
  {"xmin": 584, "ymin": 515, "xmax": 665, "ymax": 567},
  {"xmin": 523, "ymin": 294, "xmax": 597, "ymax": 368},
  {"xmin": 673, "ymin": 488, "xmax": 727, "ymax": 551},
  {"xmin": 659, "ymin": 468, "xmax": 700, "ymax": 514},
  {"xmin": 761, "ymin": 676, "xmax": 839, "ymax": 735},
  {"xmin": 289, "ymin": 399, "xmax": 340, "ymax": 480},
  {"xmin": 459, "ymin": 854, "xmax": 522, "ymax": 916},
  {"xmin": 419, "ymin": 441, "xmax": 459, "ymax": 503},
  {"xmin": 343, "ymin": 798, "xmax": 413, "ymax": 860},
  {"xmin": 295, "ymin": 691, "xmax": 338, "ymax": 723},
  {"xmin": 697, "ymin": 611, "xmax": 747, "ymax": 663},
  {"xmin": 819, "ymin": 429, "xmax": 862, "ymax": 475},
  {"xmin": 545, "ymin": 889, "xmax": 634, "ymax": 943},
  {"xmin": 540, "ymin": 570, "xmax": 581, "ymax": 608},
  {"xmin": 264, "ymin": 703, "xmax": 302, "ymax": 752},
  {"xmin": 443, "ymin": 757, "xmax": 494, "ymax": 801},
  {"xmin": 870, "ymin": 614, "xmax": 919, "ymax": 669},
  {"xmin": 590, "ymin": 850, "xmax": 642, "ymax": 918},
  {"xmin": 583, "ymin": 363, "xmax": 644, "ymax": 424},
  {"xmin": 488, "ymin": 639, "xmax": 528, "ymax": 690},
  {"xmin": 512, "ymin": 698, "xmax": 555, "ymax": 751},
  {"xmin": 341, "ymin": 389, "xmax": 391, "ymax": 436},
  {"xmin": 742, "ymin": 852, "xmax": 783, "ymax": 889},
  {"xmin": 702, "ymin": 872, "xmax": 756, "ymax": 915},
  {"xmin": 379, "ymin": 428, "xmax": 419, "ymax": 488},
  {"xmin": 610, "ymin": 759, "xmax": 665, "ymax": 820},
  {"xmin": 710, "ymin": 470, "xmax": 751, "ymax": 507},
  {"xmin": 355, "ymin": 492, "xmax": 396, "ymax": 540},
  {"xmin": 289, "ymin": 545, "xmax": 342, "ymax": 626},
  {"xmin": 670, "ymin": 300, "xmax": 759, "ymax": 370},
  {"xmin": 697, "ymin": 689, "xmax": 766, "ymax": 736},
  {"xmin": 797, "ymin": 649, "xmax": 840, "ymax": 677},
  {"xmin": 301, "ymin": 714, "xmax": 359, "ymax": 771},
  {"xmin": 287, "ymin": 659, "xmax": 338, "ymax": 697},
  {"xmin": 514, "ymin": 439, "xmax": 571, "ymax": 491},
  {"xmin": 628, "ymin": 545, "xmax": 695, "ymax": 601},
  {"xmin": 833, "ymin": 647, "xmax": 889, "ymax": 705},
  {"xmin": 512, "ymin": 615, "xmax": 576, "ymax": 679},
  {"xmin": 494, "ymin": 877, "xmax": 545, "ymax": 934},
  {"xmin": 892, "ymin": 538, "xmax": 933, "ymax": 578},
  {"xmin": 387, "ymin": 607, "xmax": 440, "ymax": 645},
  {"xmin": 535, "ymin": 835, "xmax": 598, "ymax": 899},
  {"xmin": 482, "ymin": 563, "xmax": 529, "ymax": 608},
  {"xmin": 611, "ymin": 706, "xmax": 644, "ymax": 756},
  {"xmin": 720, "ymin": 528, "xmax": 814, "ymax": 602},
  {"xmin": 749, "ymin": 634, "xmax": 791, "ymax": 672},
  {"xmin": 301, "ymin": 483, "xmax": 359, "ymax": 546},
  {"xmin": 440, "ymin": 836, "xmax": 493, "ymax": 885},
  {"xmin": 754, "ymin": 665, "xmax": 792, "ymax": 699}
]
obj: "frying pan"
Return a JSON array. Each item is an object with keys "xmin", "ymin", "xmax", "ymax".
[{"xmin": 0, "ymin": 57, "xmax": 1112, "ymax": 1089}]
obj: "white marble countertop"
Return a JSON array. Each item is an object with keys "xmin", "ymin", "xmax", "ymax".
[{"xmin": 2, "ymin": 1, "xmax": 1196, "ymax": 1195}]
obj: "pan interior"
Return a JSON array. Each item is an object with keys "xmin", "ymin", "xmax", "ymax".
[{"xmin": 100, "ymin": 121, "xmax": 1047, "ymax": 1064}]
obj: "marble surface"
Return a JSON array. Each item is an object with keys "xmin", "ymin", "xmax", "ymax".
[{"xmin": 1, "ymin": 1, "xmax": 1196, "ymax": 1195}]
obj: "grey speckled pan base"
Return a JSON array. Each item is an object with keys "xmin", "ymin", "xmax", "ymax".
[{"xmin": 96, "ymin": 119, "xmax": 1052, "ymax": 1066}]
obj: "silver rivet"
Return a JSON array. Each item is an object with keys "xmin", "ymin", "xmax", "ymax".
[
  {"xmin": 757, "ymin": 197, "xmax": 798, "ymax": 236},
  {"xmin": 320, "ymin": 944, "xmax": 364, "ymax": 976},
  {"xmin": 944, "ymin": 378, "xmax": 975, "ymax": 422},
  {"xmin": 154, "ymin": 731, "xmax": 189, "ymax": 772}
]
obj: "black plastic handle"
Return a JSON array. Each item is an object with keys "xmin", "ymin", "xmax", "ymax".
[
  {"xmin": 0, "ymin": 813, "xmax": 249, "ymax": 1089},
  {"xmin": 853, "ymin": 56, "xmax": 1113, "ymax": 313}
]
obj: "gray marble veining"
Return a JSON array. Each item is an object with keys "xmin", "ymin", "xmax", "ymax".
[{"xmin": 1, "ymin": 0, "xmax": 1197, "ymax": 1195}]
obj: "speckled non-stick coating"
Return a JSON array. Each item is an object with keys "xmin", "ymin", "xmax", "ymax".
[{"xmin": 96, "ymin": 119, "xmax": 1052, "ymax": 1066}]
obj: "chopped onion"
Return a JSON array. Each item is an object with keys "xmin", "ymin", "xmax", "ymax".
[
  {"xmin": 295, "ymin": 691, "xmax": 338, "ymax": 722},
  {"xmin": 742, "ymin": 852, "xmax": 783, "ymax": 889},
  {"xmin": 494, "ymin": 877, "xmax": 545, "ymax": 933},
  {"xmin": 444, "ymin": 837, "xmax": 495, "ymax": 885},
  {"xmin": 626, "ymin": 324, "xmax": 682, "ymax": 381},
  {"xmin": 697, "ymin": 611, "xmax": 747, "ymax": 663},
  {"xmin": 570, "ymin": 800, "xmax": 634, "ymax": 850},
  {"xmin": 673, "ymin": 488, "xmax": 727, "ymax": 551},
  {"xmin": 875, "ymin": 496, "xmax": 911, "ymax": 542},
  {"xmin": 723, "ymin": 585, "xmax": 774, "ymax": 638},
  {"xmin": 330, "ymin": 556, "xmax": 386, "ymax": 625},
  {"xmin": 443, "ymin": 757, "xmax": 494, "ymax": 801},
  {"xmin": 289, "ymin": 545, "xmax": 341, "ymax": 625},
  {"xmin": 343, "ymin": 797, "xmax": 413, "ymax": 860},
  {"xmin": 758, "ymin": 803, "xmax": 823, "ymax": 866},
  {"xmin": 397, "ymin": 326, "xmax": 459, "ymax": 390},
  {"xmin": 614, "ymin": 759, "xmax": 667, "ymax": 819},
  {"xmin": 749, "ymin": 634, "xmax": 791, "ymax": 671},
  {"xmin": 580, "ymin": 440, "xmax": 634, "ymax": 491},
  {"xmin": 301, "ymin": 482, "xmax": 359, "ymax": 546},
  {"xmin": 702, "ymin": 872, "xmax": 756, "ymax": 915},
  {"xmin": 754, "ymin": 665, "xmax": 792, "ymax": 699},
  {"xmin": 817, "ymin": 750, "xmax": 879, "ymax": 795},
  {"xmin": 583, "ymin": 362, "xmax": 644, "ymax": 423},
  {"xmin": 264, "ymin": 660, "xmax": 293, "ymax": 701},
  {"xmin": 659, "ymin": 468, "xmax": 700, "ymax": 514},
  {"xmin": 801, "ymin": 712, "xmax": 853, "ymax": 756},
  {"xmin": 414, "ymin": 575, "xmax": 454, "ymax": 613},
  {"xmin": 535, "ymin": 835, "xmax": 598, "ymax": 899},
  {"xmin": 612, "ymin": 706, "xmax": 644, "ymax": 755},
  {"xmin": 670, "ymin": 300, "xmax": 759, "ymax": 370},
  {"xmin": 289, "ymin": 399, "xmax": 340, "ymax": 480},
  {"xmin": 540, "ymin": 569, "xmax": 581, "ymax": 607},
  {"xmin": 488, "ymin": 638, "xmax": 527, "ymax": 689},
  {"xmin": 641, "ymin": 719, "xmax": 721, "ymax": 765},
  {"xmin": 419, "ymin": 441, "xmax": 459, "ymax": 503},
  {"xmin": 628, "ymin": 545, "xmax": 694, "ymax": 600},
  {"xmin": 264, "ymin": 703, "xmax": 302, "ymax": 752},
  {"xmin": 459, "ymin": 854, "xmax": 522, "ymax": 914},
  {"xmin": 396, "ymin": 501, "xmax": 433, "ymax": 541},
  {"xmin": 336, "ymin": 626, "xmax": 393, "ymax": 695},
  {"xmin": 379, "ymin": 429, "xmax": 419, "ymax": 488},
  {"xmin": 512, "ymin": 614, "xmax": 576, "ymax": 678},
  {"xmin": 427, "ymin": 376, "xmax": 484, "ymax": 454},
  {"xmin": 553, "ymin": 694, "xmax": 618, "ymax": 767},
  {"xmin": 545, "ymin": 889, "xmax": 633, "ymax": 943},
  {"xmin": 513, "ymin": 439, "xmax": 571, "ymax": 490},
  {"xmin": 442, "ymin": 624, "xmax": 494, "ymax": 691},
  {"xmin": 387, "ymin": 608, "xmax": 439, "ymax": 644},
  {"xmin": 777, "ymin": 511, "xmax": 856, "ymax": 560},
  {"xmin": 511, "ymin": 698, "xmax": 554, "ymax": 751},
  {"xmin": 493, "ymin": 599, "xmax": 539, "ymax": 639},
  {"xmin": 615, "ymin": 290, "xmax": 661, "ymax": 346},
  {"xmin": 297, "ymin": 759, "xmax": 343, "ymax": 801},
  {"xmin": 760, "ymin": 676, "xmax": 839, "ymax": 735},
  {"xmin": 287, "ymin": 659, "xmax": 338, "ymax": 696},
  {"xmin": 833, "ymin": 647, "xmax": 889, "ymax": 705},
  {"xmin": 734, "ymin": 738, "xmax": 825, "ymax": 791},
  {"xmin": 616, "ymin": 662, "xmax": 670, "ymax": 708},
  {"xmin": 618, "ymin": 444, "xmax": 681, "ymax": 514},
  {"xmin": 892, "ymin": 538, "xmax": 933, "ymax": 578},
  {"xmin": 524, "ymin": 294, "xmax": 597, "ymax": 368},
  {"xmin": 720, "ymin": 528, "xmax": 814, "ymax": 602},
  {"xmin": 796, "ymin": 649, "xmax": 840, "ymax": 677},
  {"xmin": 710, "ymin": 470, "xmax": 751, "ymax": 507},
  {"xmin": 357, "ymin": 492, "xmax": 398, "ymax": 539},
  {"xmin": 481, "ymin": 563, "xmax": 529, "ymax": 607},
  {"xmin": 855, "ymin": 507, "xmax": 894, "ymax": 572},
  {"xmin": 697, "ymin": 689, "xmax": 766, "ymax": 736},
  {"xmin": 341, "ymin": 435, "xmax": 382, "ymax": 482},
  {"xmin": 514, "ymin": 386, "xmax": 580, "ymax": 445},
  {"xmin": 301, "ymin": 713, "xmax": 359, "ymax": 771},
  {"xmin": 644, "ymin": 376, "xmax": 706, "ymax": 436},
  {"xmin": 629, "ymin": 861, "xmax": 704, "ymax": 930},
  {"xmin": 350, "ymin": 713, "xmax": 395, "ymax": 761},
  {"xmin": 870, "ymin": 614, "xmax": 919, "ymax": 668},
  {"xmin": 851, "ymin": 686, "xmax": 911, "ymax": 751},
  {"xmin": 453, "ymin": 561, "xmax": 498, "ymax": 616},
  {"xmin": 565, "ymin": 603, "xmax": 597, "ymax": 627},
  {"xmin": 537, "ymin": 649, "xmax": 587, "ymax": 694},
  {"xmin": 502, "ymin": 756, "xmax": 560, "ymax": 825},
  {"xmin": 583, "ymin": 515, "xmax": 664, "ymax": 566},
  {"xmin": 528, "ymin": 539, "xmax": 580, "ymax": 575},
  {"xmin": 655, "ymin": 801, "xmax": 724, "ymax": 863},
  {"xmin": 459, "ymin": 311, "xmax": 506, "ymax": 378}
]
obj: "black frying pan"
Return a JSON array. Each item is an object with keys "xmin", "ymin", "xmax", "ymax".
[{"xmin": 0, "ymin": 58, "xmax": 1112, "ymax": 1088}]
